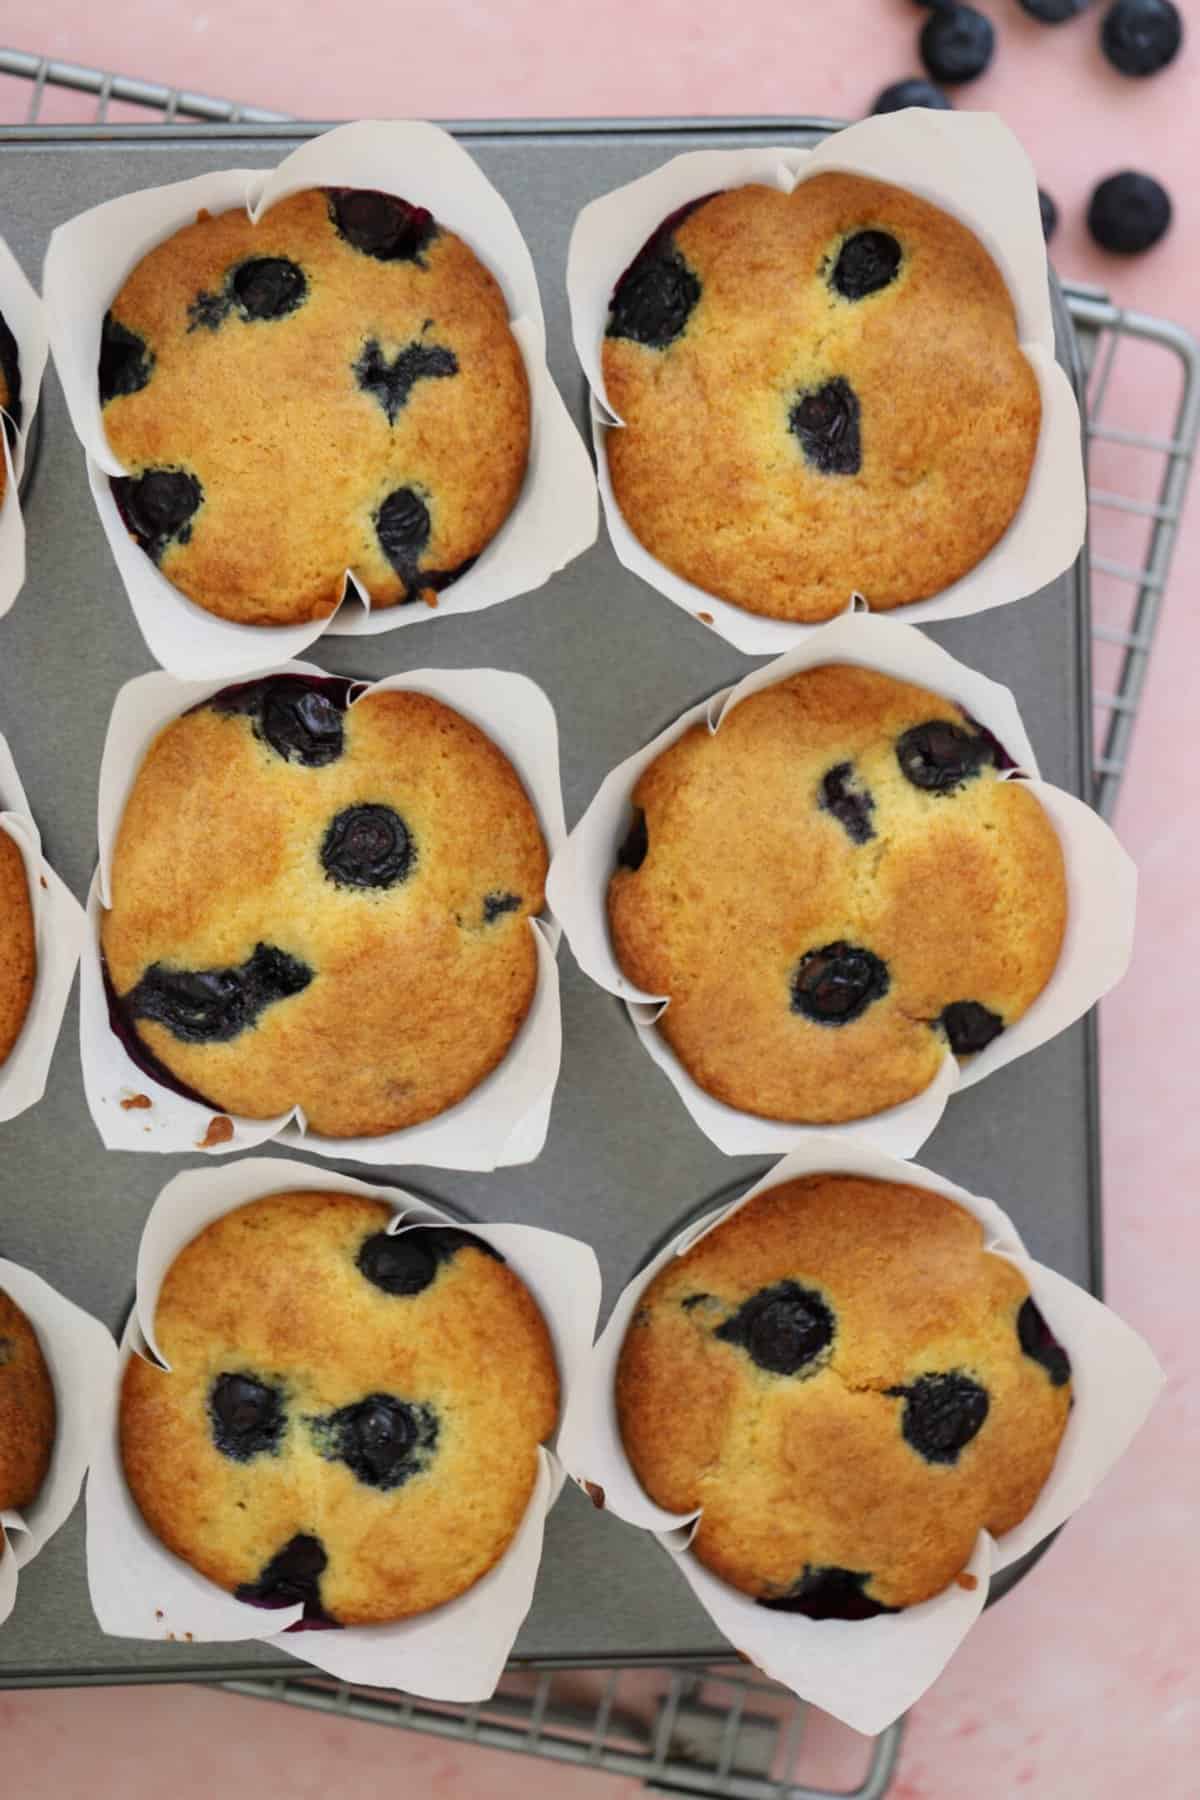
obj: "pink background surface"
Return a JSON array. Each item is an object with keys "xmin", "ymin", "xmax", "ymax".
[{"xmin": 2, "ymin": 2, "xmax": 1199, "ymax": 1795}]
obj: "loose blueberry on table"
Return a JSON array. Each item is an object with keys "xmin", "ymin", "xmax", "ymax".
[
  {"xmin": 1088, "ymin": 171, "xmax": 1172, "ymax": 254},
  {"xmin": 1101, "ymin": 0, "xmax": 1183, "ymax": 77},
  {"xmin": 919, "ymin": 3, "xmax": 996, "ymax": 83},
  {"xmin": 871, "ymin": 77, "xmax": 954, "ymax": 112}
]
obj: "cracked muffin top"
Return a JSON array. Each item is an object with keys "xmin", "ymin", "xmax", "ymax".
[
  {"xmin": 120, "ymin": 1190, "xmax": 559, "ymax": 1626},
  {"xmin": 101, "ymin": 674, "xmax": 547, "ymax": 1139},
  {"xmin": 98, "ymin": 187, "xmax": 530, "ymax": 627},
  {"xmin": 616, "ymin": 1174, "xmax": 1072, "ymax": 1616},
  {"xmin": 607, "ymin": 662, "xmax": 1066, "ymax": 1126},
  {"xmin": 602, "ymin": 172, "xmax": 1040, "ymax": 623}
]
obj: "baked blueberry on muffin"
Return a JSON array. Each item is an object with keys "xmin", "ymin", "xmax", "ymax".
[
  {"xmin": 120, "ymin": 1191, "xmax": 559, "ymax": 1624},
  {"xmin": 617, "ymin": 1174, "xmax": 1071, "ymax": 1615},
  {"xmin": 0, "ymin": 828, "xmax": 36, "ymax": 1073},
  {"xmin": 608, "ymin": 664, "xmax": 1066, "ymax": 1125},
  {"xmin": 98, "ymin": 188, "xmax": 530, "ymax": 626},
  {"xmin": 101, "ymin": 675, "xmax": 547, "ymax": 1137},
  {"xmin": 602, "ymin": 174, "xmax": 1041, "ymax": 622},
  {"xmin": 0, "ymin": 1288, "xmax": 56, "ymax": 1545}
]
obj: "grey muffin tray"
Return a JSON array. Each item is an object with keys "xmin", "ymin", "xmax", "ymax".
[{"xmin": 0, "ymin": 119, "xmax": 1097, "ymax": 1686}]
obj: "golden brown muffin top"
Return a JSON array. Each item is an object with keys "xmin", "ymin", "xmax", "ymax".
[
  {"xmin": 121, "ymin": 1190, "xmax": 560, "ymax": 1626},
  {"xmin": 617, "ymin": 1174, "xmax": 1072, "ymax": 1614},
  {"xmin": 608, "ymin": 663, "xmax": 1066, "ymax": 1125},
  {"xmin": 0, "ymin": 1287, "xmax": 56, "ymax": 1515},
  {"xmin": 603, "ymin": 173, "xmax": 1040, "ymax": 622},
  {"xmin": 0, "ymin": 828, "xmax": 36, "ymax": 1072},
  {"xmin": 100, "ymin": 188, "xmax": 530, "ymax": 626},
  {"xmin": 102, "ymin": 678, "xmax": 547, "ymax": 1138}
]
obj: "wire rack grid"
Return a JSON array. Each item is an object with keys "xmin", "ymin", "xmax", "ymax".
[{"xmin": 0, "ymin": 44, "xmax": 1197, "ymax": 1800}]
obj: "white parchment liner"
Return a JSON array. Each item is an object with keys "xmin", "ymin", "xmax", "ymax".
[
  {"xmin": 558, "ymin": 1137, "xmax": 1163, "ymax": 1735},
  {"xmin": 80, "ymin": 661, "xmax": 564, "ymax": 1167},
  {"xmin": 546, "ymin": 612, "xmax": 1136, "ymax": 1159},
  {"xmin": 0, "ymin": 1258, "xmax": 118, "ymax": 1629},
  {"xmin": 0, "ymin": 732, "xmax": 87, "ymax": 1123},
  {"xmin": 567, "ymin": 111, "xmax": 1086, "ymax": 656},
  {"xmin": 43, "ymin": 119, "xmax": 598, "ymax": 679},
  {"xmin": 0, "ymin": 236, "xmax": 49, "ymax": 620},
  {"xmin": 85, "ymin": 1156, "xmax": 601, "ymax": 1700}
]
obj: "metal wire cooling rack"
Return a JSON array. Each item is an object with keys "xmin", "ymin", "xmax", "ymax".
[{"xmin": 1, "ymin": 45, "xmax": 1197, "ymax": 1800}]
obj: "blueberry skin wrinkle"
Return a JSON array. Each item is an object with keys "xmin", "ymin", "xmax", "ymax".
[
  {"xmin": 789, "ymin": 378, "xmax": 862, "ymax": 476},
  {"xmin": 210, "ymin": 674, "xmax": 348, "ymax": 767},
  {"xmin": 715, "ymin": 1281, "xmax": 836, "ymax": 1376},
  {"xmin": 790, "ymin": 943, "xmax": 890, "ymax": 1025}
]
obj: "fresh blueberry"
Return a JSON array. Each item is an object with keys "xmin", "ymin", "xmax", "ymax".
[
  {"xmin": 209, "ymin": 1373, "xmax": 285, "ymax": 1462},
  {"xmin": 236, "ymin": 1533, "xmax": 331, "ymax": 1623},
  {"xmin": 896, "ymin": 719, "xmax": 993, "ymax": 792},
  {"xmin": 890, "ymin": 1371, "xmax": 989, "ymax": 1464},
  {"xmin": 920, "ymin": 4, "xmax": 996, "ymax": 83},
  {"xmin": 617, "ymin": 808, "xmax": 649, "ymax": 871},
  {"xmin": 1019, "ymin": 0, "xmax": 1091, "ymax": 18},
  {"xmin": 310, "ymin": 1393, "xmax": 438, "ymax": 1490},
  {"xmin": 1017, "ymin": 1296, "xmax": 1072, "ymax": 1386},
  {"xmin": 791, "ymin": 943, "xmax": 889, "ymax": 1025},
  {"xmin": 321, "ymin": 804, "xmax": 414, "ymax": 890},
  {"xmin": 607, "ymin": 199, "xmax": 714, "ymax": 348},
  {"xmin": 789, "ymin": 377, "xmax": 862, "ymax": 476},
  {"xmin": 111, "ymin": 468, "xmax": 203, "ymax": 562},
  {"xmin": 716, "ymin": 1281, "xmax": 836, "ymax": 1376},
  {"xmin": 759, "ymin": 1565, "xmax": 900, "ymax": 1620},
  {"xmin": 126, "ymin": 942, "xmax": 313, "ymax": 1044},
  {"xmin": 1039, "ymin": 188, "xmax": 1060, "ymax": 243},
  {"xmin": 820, "ymin": 763, "xmax": 876, "ymax": 845},
  {"xmin": 831, "ymin": 231, "xmax": 903, "ymax": 301},
  {"xmin": 353, "ymin": 338, "xmax": 458, "ymax": 425},
  {"xmin": 374, "ymin": 484, "xmax": 431, "ymax": 589},
  {"xmin": 231, "ymin": 256, "xmax": 308, "ymax": 321},
  {"xmin": 1088, "ymin": 171, "xmax": 1172, "ymax": 253},
  {"xmin": 1101, "ymin": 0, "xmax": 1182, "ymax": 75},
  {"xmin": 482, "ymin": 891, "xmax": 521, "ymax": 923},
  {"xmin": 0, "ymin": 309, "xmax": 20, "ymax": 449},
  {"xmin": 872, "ymin": 77, "xmax": 954, "ymax": 111},
  {"xmin": 327, "ymin": 188, "xmax": 438, "ymax": 262},
  {"xmin": 939, "ymin": 1000, "xmax": 1004, "ymax": 1055},
  {"xmin": 357, "ymin": 1226, "xmax": 502, "ymax": 1297},
  {"xmin": 212, "ymin": 675, "xmax": 347, "ymax": 767}
]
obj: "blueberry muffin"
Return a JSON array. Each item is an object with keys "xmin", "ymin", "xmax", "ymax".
[
  {"xmin": 602, "ymin": 173, "xmax": 1040, "ymax": 622},
  {"xmin": 120, "ymin": 1191, "xmax": 559, "ymax": 1624},
  {"xmin": 0, "ymin": 307, "xmax": 21, "ymax": 506},
  {"xmin": 617, "ymin": 1174, "xmax": 1072, "ymax": 1616},
  {"xmin": 608, "ymin": 664, "xmax": 1066, "ymax": 1125},
  {"xmin": 99, "ymin": 188, "xmax": 530, "ymax": 626},
  {"xmin": 0, "ymin": 1288, "xmax": 56, "ymax": 1546},
  {"xmin": 0, "ymin": 828, "xmax": 35, "ymax": 1071},
  {"xmin": 101, "ymin": 675, "xmax": 547, "ymax": 1138}
]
